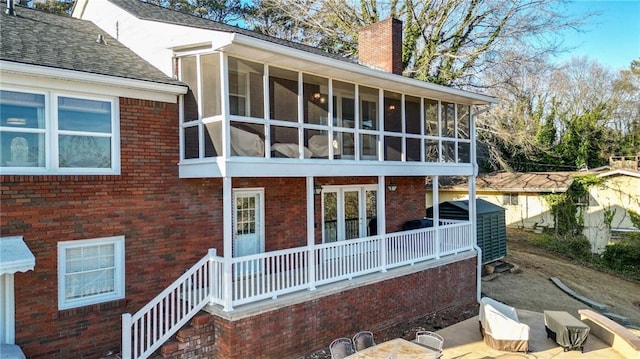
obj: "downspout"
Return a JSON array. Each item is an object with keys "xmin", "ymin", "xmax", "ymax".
[
  {"xmin": 471, "ymin": 104, "xmax": 492, "ymax": 303},
  {"xmin": 5, "ymin": 0, "xmax": 15, "ymax": 15}
]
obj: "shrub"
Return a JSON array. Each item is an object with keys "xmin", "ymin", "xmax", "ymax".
[
  {"xmin": 531, "ymin": 233, "xmax": 592, "ymax": 260},
  {"xmin": 602, "ymin": 234, "xmax": 640, "ymax": 279}
]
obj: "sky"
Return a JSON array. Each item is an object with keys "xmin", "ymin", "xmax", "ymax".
[{"xmin": 553, "ymin": 0, "xmax": 640, "ymax": 70}]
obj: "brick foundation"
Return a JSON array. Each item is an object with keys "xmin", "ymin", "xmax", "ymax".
[{"xmin": 160, "ymin": 257, "xmax": 476, "ymax": 359}]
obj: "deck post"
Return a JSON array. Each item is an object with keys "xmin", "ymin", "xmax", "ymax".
[
  {"xmin": 122, "ymin": 313, "xmax": 132, "ymax": 359},
  {"xmin": 307, "ymin": 176, "xmax": 317, "ymax": 290},
  {"xmin": 208, "ymin": 248, "xmax": 217, "ymax": 304},
  {"xmin": 433, "ymin": 175, "xmax": 441, "ymax": 259},
  {"xmin": 378, "ymin": 176, "xmax": 387, "ymax": 272},
  {"xmin": 222, "ymin": 176, "xmax": 234, "ymax": 312}
]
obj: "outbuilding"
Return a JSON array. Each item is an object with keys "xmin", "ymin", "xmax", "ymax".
[{"xmin": 427, "ymin": 199, "xmax": 507, "ymax": 264}]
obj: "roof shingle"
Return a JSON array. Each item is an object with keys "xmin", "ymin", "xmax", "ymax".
[{"xmin": 0, "ymin": 3, "xmax": 184, "ymax": 87}]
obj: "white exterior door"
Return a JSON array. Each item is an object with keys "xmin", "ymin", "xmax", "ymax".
[
  {"xmin": 233, "ymin": 189, "xmax": 264, "ymax": 274},
  {"xmin": 323, "ymin": 185, "xmax": 377, "ymax": 243}
]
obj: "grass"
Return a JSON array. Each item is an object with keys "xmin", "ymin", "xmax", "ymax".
[{"xmin": 511, "ymin": 229, "xmax": 640, "ymax": 282}]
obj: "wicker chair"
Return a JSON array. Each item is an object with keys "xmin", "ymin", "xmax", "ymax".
[
  {"xmin": 329, "ymin": 337, "xmax": 355, "ymax": 359},
  {"xmin": 415, "ymin": 330, "xmax": 444, "ymax": 351},
  {"xmin": 352, "ymin": 331, "xmax": 375, "ymax": 351}
]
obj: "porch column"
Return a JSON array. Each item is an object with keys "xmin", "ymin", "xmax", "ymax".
[
  {"xmin": 378, "ymin": 176, "xmax": 387, "ymax": 272},
  {"xmin": 222, "ymin": 176, "xmax": 234, "ymax": 312},
  {"xmin": 433, "ymin": 176, "xmax": 440, "ymax": 259},
  {"xmin": 470, "ymin": 105, "xmax": 482, "ymax": 302},
  {"xmin": 306, "ymin": 176, "xmax": 317, "ymax": 290}
]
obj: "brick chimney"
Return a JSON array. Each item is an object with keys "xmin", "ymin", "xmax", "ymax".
[{"xmin": 358, "ymin": 18, "xmax": 403, "ymax": 75}]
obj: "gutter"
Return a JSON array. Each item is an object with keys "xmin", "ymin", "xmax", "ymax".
[
  {"xmin": 0, "ymin": 60, "xmax": 187, "ymax": 96},
  {"xmin": 474, "ymin": 243, "xmax": 483, "ymax": 303}
]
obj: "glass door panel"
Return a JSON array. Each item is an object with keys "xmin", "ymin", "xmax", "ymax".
[
  {"xmin": 323, "ymin": 192, "xmax": 338, "ymax": 243},
  {"xmin": 344, "ymin": 190, "xmax": 360, "ymax": 240},
  {"xmin": 366, "ymin": 189, "xmax": 377, "ymax": 236}
]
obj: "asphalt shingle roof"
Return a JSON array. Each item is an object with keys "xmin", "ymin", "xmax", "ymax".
[
  {"xmin": 107, "ymin": 0, "xmax": 352, "ymax": 63},
  {"xmin": 0, "ymin": 4, "xmax": 184, "ymax": 87}
]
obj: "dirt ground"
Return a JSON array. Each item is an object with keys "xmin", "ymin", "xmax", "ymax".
[
  {"xmin": 482, "ymin": 229, "xmax": 640, "ymax": 327},
  {"xmin": 299, "ymin": 229, "xmax": 640, "ymax": 359}
]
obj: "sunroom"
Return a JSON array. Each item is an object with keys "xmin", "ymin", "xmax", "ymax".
[
  {"xmin": 155, "ymin": 36, "xmax": 495, "ymax": 303},
  {"xmin": 175, "ymin": 36, "xmax": 494, "ymax": 179},
  {"xmin": 124, "ymin": 25, "xmax": 497, "ymax": 359}
]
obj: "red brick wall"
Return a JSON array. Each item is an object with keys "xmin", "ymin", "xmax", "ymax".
[
  {"xmin": 358, "ymin": 18, "xmax": 403, "ymax": 75},
  {"xmin": 211, "ymin": 257, "xmax": 477, "ymax": 359},
  {"xmin": 1, "ymin": 98, "xmax": 222, "ymax": 358}
]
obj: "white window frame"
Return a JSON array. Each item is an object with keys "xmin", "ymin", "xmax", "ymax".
[
  {"xmin": 1, "ymin": 87, "xmax": 120, "ymax": 175},
  {"xmin": 57, "ymin": 236, "xmax": 125, "ymax": 310}
]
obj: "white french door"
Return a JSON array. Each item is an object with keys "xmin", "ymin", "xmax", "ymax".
[
  {"xmin": 322, "ymin": 185, "xmax": 377, "ymax": 243},
  {"xmin": 233, "ymin": 189, "xmax": 264, "ymax": 275}
]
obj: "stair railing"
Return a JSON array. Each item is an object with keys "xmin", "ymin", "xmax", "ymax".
[{"xmin": 121, "ymin": 248, "xmax": 221, "ymax": 359}]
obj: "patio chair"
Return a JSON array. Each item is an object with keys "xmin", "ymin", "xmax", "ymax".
[
  {"xmin": 352, "ymin": 330, "xmax": 375, "ymax": 351},
  {"xmin": 415, "ymin": 330, "xmax": 444, "ymax": 351},
  {"xmin": 329, "ymin": 337, "xmax": 355, "ymax": 359}
]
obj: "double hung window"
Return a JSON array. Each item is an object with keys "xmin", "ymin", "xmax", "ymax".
[
  {"xmin": 0, "ymin": 89, "xmax": 118, "ymax": 173},
  {"xmin": 58, "ymin": 236, "xmax": 125, "ymax": 310}
]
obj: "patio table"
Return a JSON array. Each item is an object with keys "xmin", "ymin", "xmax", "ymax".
[{"xmin": 345, "ymin": 338, "xmax": 441, "ymax": 358}]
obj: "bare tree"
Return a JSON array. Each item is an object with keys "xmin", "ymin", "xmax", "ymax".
[
  {"xmin": 246, "ymin": 0, "xmax": 588, "ymax": 89},
  {"xmin": 144, "ymin": 0, "xmax": 250, "ymax": 23}
]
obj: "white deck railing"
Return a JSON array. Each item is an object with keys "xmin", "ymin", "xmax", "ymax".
[{"xmin": 122, "ymin": 222, "xmax": 473, "ymax": 359}]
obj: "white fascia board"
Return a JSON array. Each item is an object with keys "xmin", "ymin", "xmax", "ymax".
[
  {"xmin": 596, "ymin": 169, "xmax": 640, "ymax": 179},
  {"xmin": 1, "ymin": 61, "xmax": 186, "ymax": 103},
  {"xmin": 178, "ymin": 159, "xmax": 474, "ymax": 178},
  {"xmin": 224, "ymin": 33, "xmax": 497, "ymax": 105}
]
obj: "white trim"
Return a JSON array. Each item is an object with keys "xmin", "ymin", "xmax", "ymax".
[
  {"xmin": 596, "ymin": 169, "xmax": 640, "ymax": 179},
  {"xmin": 179, "ymin": 158, "xmax": 475, "ymax": 178},
  {"xmin": 57, "ymin": 236, "xmax": 125, "ymax": 310},
  {"xmin": 1, "ymin": 61, "xmax": 186, "ymax": 103}
]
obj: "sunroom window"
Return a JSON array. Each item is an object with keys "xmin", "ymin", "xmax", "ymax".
[
  {"xmin": 228, "ymin": 57, "xmax": 263, "ymax": 118},
  {"xmin": 0, "ymin": 89, "xmax": 118, "ymax": 173},
  {"xmin": 177, "ymin": 53, "xmax": 476, "ymax": 164},
  {"xmin": 269, "ymin": 67, "xmax": 298, "ymax": 123}
]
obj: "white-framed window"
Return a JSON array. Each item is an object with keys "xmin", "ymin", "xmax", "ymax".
[
  {"xmin": 58, "ymin": 236, "xmax": 125, "ymax": 310},
  {"xmin": 0, "ymin": 88, "xmax": 119, "ymax": 174}
]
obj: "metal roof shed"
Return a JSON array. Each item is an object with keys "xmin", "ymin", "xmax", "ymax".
[{"xmin": 427, "ymin": 199, "xmax": 507, "ymax": 264}]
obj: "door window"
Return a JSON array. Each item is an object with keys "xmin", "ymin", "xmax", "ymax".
[
  {"xmin": 233, "ymin": 190, "xmax": 264, "ymax": 257},
  {"xmin": 322, "ymin": 186, "xmax": 377, "ymax": 243}
]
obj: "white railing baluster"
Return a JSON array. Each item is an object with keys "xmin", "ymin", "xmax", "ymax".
[{"xmin": 122, "ymin": 223, "xmax": 474, "ymax": 359}]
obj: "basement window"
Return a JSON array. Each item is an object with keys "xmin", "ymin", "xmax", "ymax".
[{"xmin": 58, "ymin": 236, "xmax": 125, "ymax": 310}]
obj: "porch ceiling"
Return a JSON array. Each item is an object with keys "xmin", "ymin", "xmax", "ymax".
[{"xmin": 215, "ymin": 34, "xmax": 496, "ymax": 106}]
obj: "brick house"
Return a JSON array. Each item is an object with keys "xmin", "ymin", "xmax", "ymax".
[{"xmin": 2, "ymin": 0, "xmax": 496, "ymax": 358}]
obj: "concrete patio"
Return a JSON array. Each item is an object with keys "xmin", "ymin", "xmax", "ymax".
[{"xmin": 437, "ymin": 310, "xmax": 626, "ymax": 359}]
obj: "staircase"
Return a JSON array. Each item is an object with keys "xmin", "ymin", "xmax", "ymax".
[{"xmin": 152, "ymin": 312, "xmax": 216, "ymax": 359}]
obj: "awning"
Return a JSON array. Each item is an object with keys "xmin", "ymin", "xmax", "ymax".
[{"xmin": 0, "ymin": 236, "xmax": 35, "ymax": 275}]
